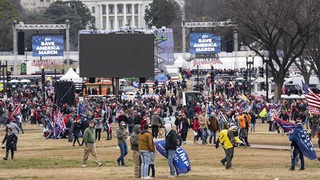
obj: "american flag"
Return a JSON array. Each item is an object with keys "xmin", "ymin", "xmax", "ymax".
[
  {"xmin": 53, "ymin": 110, "xmax": 66, "ymax": 138},
  {"xmin": 301, "ymin": 81, "xmax": 320, "ymax": 108},
  {"xmin": 309, "ymin": 107, "xmax": 320, "ymax": 116}
]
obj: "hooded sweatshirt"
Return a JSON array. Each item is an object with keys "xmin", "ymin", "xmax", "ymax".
[
  {"xmin": 165, "ymin": 124, "xmax": 178, "ymax": 151},
  {"xmin": 130, "ymin": 125, "xmax": 141, "ymax": 151}
]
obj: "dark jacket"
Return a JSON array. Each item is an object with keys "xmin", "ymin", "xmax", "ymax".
[
  {"xmin": 130, "ymin": 125, "xmax": 140, "ymax": 151},
  {"xmin": 165, "ymin": 130, "xmax": 178, "ymax": 151},
  {"xmin": 2, "ymin": 132, "xmax": 18, "ymax": 150},
  {"xmin": 134, "ymin": 115, "xmax": 142, "ymax": 125},
  {"xmin": 72, "ymin": 122, "xmax": 82, "ymax": 137}
]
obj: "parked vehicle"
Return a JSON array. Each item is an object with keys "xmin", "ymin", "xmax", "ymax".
[{"xmin": 281, "ymin": 84, "xmax": 302, "ymax": 95}]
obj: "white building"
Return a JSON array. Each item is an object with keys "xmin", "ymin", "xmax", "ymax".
[
  {"xmin": 80, "ymin": 0, "xmax": 152, "ymax": 30},
  {"xmin": 20, "ymin": 0, "xmax": 55, "ymax": 13},
  {"xmin": 20, "ymin": 0, "xmax": 152, "ymax": 30}
]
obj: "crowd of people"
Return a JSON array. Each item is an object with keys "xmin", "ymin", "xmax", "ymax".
[{"xmin": 0, "ymin": 72, "xmax": 319, "ymax": 175}]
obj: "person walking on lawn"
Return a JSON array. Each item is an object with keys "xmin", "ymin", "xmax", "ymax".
[{"xmin": 81, "ymin": 120, "xmax": 103, "ymax": 168}]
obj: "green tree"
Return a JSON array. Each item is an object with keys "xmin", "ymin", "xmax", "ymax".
[
  {"xmin": 145, "ymin": 0, "xmax": 181, "ymax": 28},
  {"xmin": 0, "ymin": 0, "xmax": 20, "ymax": 51},
  {"xmin": 44, "ymin": 1, "xmax": 94, "ymax": 49}
]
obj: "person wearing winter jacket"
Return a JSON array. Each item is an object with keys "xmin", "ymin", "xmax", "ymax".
[
  {"xmin": 72, "ymin": 119, "xmax": 82, "ymax": 146},
  {"xmin": 138, "ymin": 124, "xmax": 155, "ymax": 179},
  {"xmin": 1, "ymin": 127, "xmax": 18, "ymax": 160},
  {"xmin": 165, "ymin": 124, "xmax": 178, "ymax": 178},
  {"xmin": 130, "ymin": 125, "xmax": 141, "ymax": 178}
]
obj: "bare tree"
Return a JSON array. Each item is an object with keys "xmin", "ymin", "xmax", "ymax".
[
  {"xmin": 294, "ymin": 54, "xmax": 312, "ymax": 85},
  {"xmin": 306, "ymin": 32, "xmax": 320, "ymax": 83},
  {"xmin": 220, "ymin": 0, "xmax": 320, "ymax": 101}
]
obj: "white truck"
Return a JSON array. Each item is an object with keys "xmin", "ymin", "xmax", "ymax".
[
  {"xmin": 163, "ymin": 65, "xmax": 180, "ymax": 82},
  {"xmin": 283, "ymin": 76, "xmax": 320, "ymax": 89}
]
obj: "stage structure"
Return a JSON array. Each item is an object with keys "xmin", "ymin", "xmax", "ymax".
[{"xmin": 12, "ymin": 20, "xmax": 70, "ymax": 75}]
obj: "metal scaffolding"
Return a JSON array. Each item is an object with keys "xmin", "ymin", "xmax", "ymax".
[{"xmin": 12, "ymin": 20, "xmax": 70, "ymax": 75}]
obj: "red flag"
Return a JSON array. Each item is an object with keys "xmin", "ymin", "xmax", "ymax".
[{"xmin": 9, "ymin": 103, "xmax": 21, "ymax": 121}]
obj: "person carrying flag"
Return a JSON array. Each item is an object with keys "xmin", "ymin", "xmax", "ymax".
[
  {"xmin": 289, "ymin": 119, "xmax": 305, "ymax": 171},
  {"xmin": 289, "ymin": 118, "xmax": 319, "ymax": 170}
]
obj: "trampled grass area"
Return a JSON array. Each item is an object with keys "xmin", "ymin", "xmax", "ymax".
[{"xmin": 0, "ymin": 123, "xmax": 319, "ymax": 179}]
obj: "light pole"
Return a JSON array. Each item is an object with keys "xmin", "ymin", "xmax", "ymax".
[
  {"xmin": 265, "ymin": 55, "xmax": 269, "ymax": 102},
  {"xmin": 211, "ymin": 64, "xmax": 214, "ymax": 104},
  {"xmin": 197, "ymin": 65, "xmax": 199, "ymax": 91},
  {"xmin": 25, "ymin": 48, "xmax": 28, "ymax": 61},
  {"xmin": 261, "ymin": 50, "xmax": 269, "ymax": 102},
  {"xmin": 248, "ymin": 53, "xmax": 254, "ymax": 94},
  {"xmin": 41, "ymin": 65, "xmax": 46, "ymax": 106}
]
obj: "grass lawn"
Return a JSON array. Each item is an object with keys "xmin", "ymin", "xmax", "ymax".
[{"xmin": 0, "ymin": 122, "xmax": 319, "ymax": 180}]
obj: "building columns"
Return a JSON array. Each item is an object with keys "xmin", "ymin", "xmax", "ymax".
[
  {"xmin": 114, "ymin": 4, "xmax": 118, "ymax": 30},
  {"xmin": 123, "ymin": 4, "xmax": 127, "ymax": 26},
  {"xmin": 131, "ymin": 4, "xmax": 135, "ymax": 27},
  {"xmin": 106, "ymin": 4, "xmax": 109, "ymax": 29}
]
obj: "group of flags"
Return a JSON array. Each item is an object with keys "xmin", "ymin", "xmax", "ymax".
[
  {"xmin": 53, "ymin": 110, "xmax": 66, "ymax": 139},
  {"xmin": 269, "ymin": 81, "xmax": 319, "ymax": 134}
]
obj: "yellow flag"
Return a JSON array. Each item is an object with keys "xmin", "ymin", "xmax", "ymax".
[
  {"xmin": 259, "ymin": 108, "xmax": 267, "ymax": 118},
  {"xmin": 241, "ymin": 94, "xmax": 249, "ymax": 102}
]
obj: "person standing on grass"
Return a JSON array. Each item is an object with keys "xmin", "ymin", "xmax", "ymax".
[
  {"xmin": 199, "ymin": 111, "xmax": 210, "ymax": 144},
  {"xmin": 148, "ymin": 146, "xmax": 157, "ymax": 178},
  {"xmin": 1, "ymin": 127, "xmax": 18, "ymax": 160},
  {"xmin": 116, "ymin": 121, "xmax": 128, "ymax": 167},
  {"xmin": 289, "ymin": 120, "xmax": 305, "ymax": 171},
  {"xmin": 208, "ymin": 112, "xmax": 219, "ymax": 144},
  {"xmin": 218, "ymin": 123, "xmax": 242, "ymax": 169},
  {"xmin": 130, "ymin": 124, "xmax": 141, "ymax": 178},
  {"xmin": 7, "ymin": 119, "xmax": 21, "ymax": 151},
  {"xmin": 238, "ymin": 111, "xmax": 251, "ymax": 146},
  {"xmin": 81, "ymin": 120, "xmax": 103, "ymax": 168},
  {"xmin": 138, "ymin": 124, "xmax": 155, "ymax": 179},
  {"xmin": 250, "ymin": 111, "xmax": 256, "ymax": 133},
  {"xmin": 72, "ymin": 119, "xmax": 82, "ymax": 146},
  {"xmin": 165, "ymin": 124, "xmax": 178, "ymax": 178},
  {"xmin": 94, "ymin": 115, "xmax": 103, "ymax": 141},
  {"xmin": 192, "ymin": 115, "xmax": 201, "ymax": 143},
  {"xmin": 151, "ymin": 112, "xmax": 162, "ymax": 138}
]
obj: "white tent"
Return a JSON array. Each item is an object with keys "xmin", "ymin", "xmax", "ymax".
[
  {"xmin": 76, "ymin": 66, "xmax": 80, "ymax": 74},
  {"xmin": 174, "ymin": 55, "xmax": 186, "ymax": 67},
  {"xmin": 60, "ymin": 68, "xmax": 83, "ymax": 83}
]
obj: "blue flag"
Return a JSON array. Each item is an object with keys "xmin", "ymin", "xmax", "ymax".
[
  {"xmin": 274, "ymin": 117, "xmax": 295, "ymax": 133},
  {"xmin": 154, "ymin": 139, "xmax": 191, "ymax": 175},
  {"xmin": 293, "ymin": 123, "xmax": 317, "ymax": 160},
  {"xmin": 77, "ymin": 103, "xmax": 86, "ymax": 115}
]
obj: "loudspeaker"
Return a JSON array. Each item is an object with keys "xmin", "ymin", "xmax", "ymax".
[
  {"xmin": 54, "ymin": 81, "xmax": 75, "ymax": 106},
  {"xmin": 89, "ymin": 78, "xmax": 95, "ymax": 83},
  {"xmin": 226, "ymin": 32, "xmax": 234, "ymax": 53},
  {"xmin": 18, "ymin": 31, "xmax": 25, "ymax": 55},
  {"xmin": 139, "ymin": 78, "xmax": 146, "ymax": 83}
]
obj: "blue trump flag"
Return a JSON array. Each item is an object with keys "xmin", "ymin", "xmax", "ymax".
[
  {"xmin": 273, "ymin": 117, "xmax": 295, "ymax": 133},
  {"xmin": 293, "ymin": 123, "xmax": 317, "ymax": 160},
  {"xmin": 77, "ymin": 103, "xmax": 86, "ymax": 115},
  {"xmin": 154, "ymin": 139, "xmax": 191, "ymax": 175}
]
